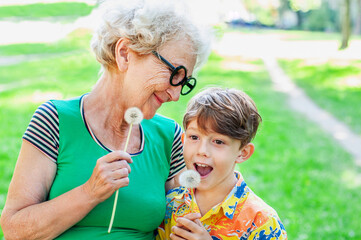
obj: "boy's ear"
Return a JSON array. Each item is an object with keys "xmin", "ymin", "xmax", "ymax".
[
  {"xmin": 236, "ymin": 143, "xmax": 254, "ymax": 163},
  {"xmin": 115, "ymin": 38, "xmax": 130, "ymax": 72}
]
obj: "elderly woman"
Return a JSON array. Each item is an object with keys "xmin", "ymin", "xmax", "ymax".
[{"xmin": 0, "ymin": 0, "xmax": 210, "ymax": 239}]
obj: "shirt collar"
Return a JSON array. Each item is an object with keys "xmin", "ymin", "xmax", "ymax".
[{"xmin": 219, "ymin": 171, "xmax": 249, "ymax": 219}]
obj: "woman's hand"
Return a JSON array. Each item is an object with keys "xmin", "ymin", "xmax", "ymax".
[
  {"xmin": 170, "ymin": 213, "xmax": 212, "ymax": 240},
  {"xmin": 82, "ymin": 151, "xmax": 133, "ymax": 203}
]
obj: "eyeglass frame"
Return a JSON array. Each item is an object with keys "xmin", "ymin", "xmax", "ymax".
[{"xmin": 152, "ymin": 51, "xmax": 196, "ymax": 95}]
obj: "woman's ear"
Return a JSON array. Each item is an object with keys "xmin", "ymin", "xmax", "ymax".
[
  {"xmin": 114, "ymin": 38, "xmax": 130, "ymax": 72},
  {"xmin": 236, "ymin": 143, "xmax": 254, "ymax": 164}
]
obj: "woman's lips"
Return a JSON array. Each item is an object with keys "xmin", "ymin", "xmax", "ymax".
[{"xmin": 154, "ymin": 94, "xmax": 164, "ymax": 105}]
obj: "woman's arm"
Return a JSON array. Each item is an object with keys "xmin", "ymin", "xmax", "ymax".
[
  {"xmin": 165, "ymin": 123, "xmax": 186, "ymax": 192},
  {"xmin": 165, "ymin": 168, "xmax": 185, "ymax": 191},
  {"xmin": 1, "ymin": 140, "xmax": 132, "ymax": 240},
  {"xmin": 0, "ymin": 140, "xmax": 97, "ymax": 239}
]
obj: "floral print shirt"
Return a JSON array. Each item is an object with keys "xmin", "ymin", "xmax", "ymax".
[{"xmin": 157, "ymin": 171, "xmax": 287, "ymax": 240}]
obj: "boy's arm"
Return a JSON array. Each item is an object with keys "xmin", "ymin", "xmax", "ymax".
[{"xmin": 248, "ymin": 216, "xmax": 287, "ymax": 240}]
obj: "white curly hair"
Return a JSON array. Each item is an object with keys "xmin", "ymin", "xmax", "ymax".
[{"xmin": 91, "ymin": 0, "xmax": 212, "ymax": 73}]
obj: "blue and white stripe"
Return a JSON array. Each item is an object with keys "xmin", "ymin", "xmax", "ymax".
[
  {"xmin": 23, "ymin": 101, "xmax": 59, "ymax": 163},
  {"xmin": 168, "ymin": 123, "xmax": 185, "ymax": 180}
]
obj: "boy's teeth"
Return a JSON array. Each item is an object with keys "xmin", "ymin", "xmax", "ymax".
[
  {"xmin": 194, "ymin": 163, "xmax": 213, "ymax": 176},
  {"xmin": 196, "ymin": 163, "xmax": 208, "ymax": 167}
]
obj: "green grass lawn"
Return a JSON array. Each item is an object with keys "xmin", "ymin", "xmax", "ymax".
[
  {"xmin": 0, "ymin": 28, "xmax": 92, "ymax": 56},
  {"xmin": 1, "ymin": 33, "xmax": 361, "ymax": 239},
  {"xmin": 279, "ymin": 59, "xmax": 361, "ymax": 135},
  {"xmin": 0, "ymin": 2, "xmax": 94, "ymax": 21}
]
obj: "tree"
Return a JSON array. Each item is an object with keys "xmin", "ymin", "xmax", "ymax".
[
  {"xmin": 354, "ymin": 0, "xmax": 361, "ymax": 34},
  {"xmin": 340, "ymin": 0, "xmax": 351, "ymax": 49},
  {"xmin": 288, "ymin": 0, "xmax": 322, "ymax": 29}
]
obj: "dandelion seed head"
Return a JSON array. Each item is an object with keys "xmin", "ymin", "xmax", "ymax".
[
  {"xmin": 124, "ymin": 107, "xmax": 143, "ymax": 125},
  {"xmin": 179, "ymin": 170, "xmax": 201, "ymax": 189}
]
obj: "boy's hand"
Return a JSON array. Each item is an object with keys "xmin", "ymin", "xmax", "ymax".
[{"xmin": 170, "ymin": 213, "xmax": 212, "ymax": 240}]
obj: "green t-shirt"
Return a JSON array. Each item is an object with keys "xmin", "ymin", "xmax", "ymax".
[{"xmin": 49, "ymin": 97, "xmax": 176, "ymax": 239}]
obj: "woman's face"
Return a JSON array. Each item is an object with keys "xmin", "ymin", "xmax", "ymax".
[{"xmin": 124, "ymin": 40, "xmax": 197, "ymax": 119}]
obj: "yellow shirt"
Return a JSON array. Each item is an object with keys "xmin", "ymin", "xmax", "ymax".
[{"xmin": 157, "ymin": 171, "xmax": 287, "ymax": 240}]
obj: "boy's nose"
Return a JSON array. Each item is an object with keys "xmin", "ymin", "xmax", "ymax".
[{"xmin": 197, "ymin": 141, "xmax": 209, "ymax": 157}]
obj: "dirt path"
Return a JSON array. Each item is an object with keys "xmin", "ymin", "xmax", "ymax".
[
  {"xmin": 263, "ymin": 56, "xmax": 361, "ymax": 166},
  {"xmin": 214, "ymin": 32, "xmax": 361, "ymax": 166}
]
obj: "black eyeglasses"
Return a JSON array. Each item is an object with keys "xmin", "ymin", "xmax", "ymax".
[{"xmin": 152, "ymin": 51, "xmax": 196, "ymax": 95}]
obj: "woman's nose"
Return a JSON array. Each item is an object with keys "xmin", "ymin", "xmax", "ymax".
[{"xmin": 166, "ymin": 85, "xmax": 181, "ymax": 102}]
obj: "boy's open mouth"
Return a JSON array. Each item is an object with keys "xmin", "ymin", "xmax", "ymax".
[{"xmin": 194, "ymin": 163, "xmax": 213, "ymax": 177}]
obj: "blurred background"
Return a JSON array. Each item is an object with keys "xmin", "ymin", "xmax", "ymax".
[{"xmin": 0, "ymin": 0, "xmax": 360, "ymax": 239}]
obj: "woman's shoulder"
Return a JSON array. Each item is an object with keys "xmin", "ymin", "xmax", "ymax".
[
  {"xmin": 34, "ymin": 100, "xmax": 58, "ymax": 115},
  {"xmin": 50, "ymin": 96, "xmax": 83, "ymax": 111},
  {"xmin": 149, "ymin": 113, "xmax": 177, "ymax": 124},
  {"xmin": 23, "ymin": 100, "xmax": 60, "ymax": 162},
  {"xmin": 142, "ymin": 113, "xmax": 181, "ymax": 131},
  {"xmin": 29, "ymin": 101, "xmax": 59, "ymax": 127}
]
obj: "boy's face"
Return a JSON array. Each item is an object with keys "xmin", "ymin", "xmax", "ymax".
[{"xmin": 183, "ymin": 120, "xmax": 246, "ymax": 193}]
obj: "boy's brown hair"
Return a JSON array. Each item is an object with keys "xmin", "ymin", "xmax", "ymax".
[{"xmin": 183, "ymin": 87, "xmax": 262, "ymax": 148}]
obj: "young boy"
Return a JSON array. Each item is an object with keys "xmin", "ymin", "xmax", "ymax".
[{"xmin": 157, "ymin": 87, "xmax": 287, "ymax": 240}]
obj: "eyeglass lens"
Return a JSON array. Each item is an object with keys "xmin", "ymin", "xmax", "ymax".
[
  {"xmin": 170, "ymin": 66, "xmax": 187, "ymax": 86},
  {"xmin": 181, "ymin": 77, "xmax": 196, "ymax": 95}
]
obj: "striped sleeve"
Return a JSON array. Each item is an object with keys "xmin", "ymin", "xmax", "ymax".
[
  {"xmin": 167, "ymin": 122, "xmax": 185, "ymax": 181},
  {"xmin": 22, "ymin": 101, "xmax": 59, "ymax": 163}
]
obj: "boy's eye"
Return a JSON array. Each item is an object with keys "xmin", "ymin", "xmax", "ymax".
[
  {"xmin": 189, "ymin": 135, "xmax": 198, "ymax": 140},
  {"xmin": 214, "ymin": 139, "xmax": 224, "ymax": 145}
]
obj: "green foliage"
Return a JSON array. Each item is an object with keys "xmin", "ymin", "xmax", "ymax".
[
  {"xmin": 303, "ymin": 2, "xmax": 340, "ymax": 32},
  {"xmin": 289, "ymin": 0, "xmax": 322, "ymax": 12},
  {"xmin": 243, "ymin": 0, "xmax": 277, "ymax": 26},
  {"xmin": 0, "ymin": 2, "xmax": 94, "ymax": 21}
]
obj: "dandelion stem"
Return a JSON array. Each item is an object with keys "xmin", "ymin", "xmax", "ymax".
[
  {"xmin": 191, "ymin": 188, "xmax": 194, "ymax": 213},
  {"xmin": 108, "ymin": 123, "xmax": 133, "ymax": 233},
  {"xmin": 108, "ymin": 189, "xmax": 119, "ymax": 233}
]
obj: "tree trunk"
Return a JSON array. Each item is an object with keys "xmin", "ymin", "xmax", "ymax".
[
  {"xmin": 295, "ymin": 10, "xmax": 303, "ymax": 29},
  {"xmin": 354, "ymin": 0, "xmax": 361, "ymax": 34},
  {"xmin": 340, "ymin": 0, "xmax": 351, "ymax": 50}
]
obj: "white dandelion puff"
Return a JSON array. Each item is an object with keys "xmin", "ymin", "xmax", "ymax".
[
  {"xmin": 179, "ymin": 170, "xmax": 201, "ymax": 189},
  {"xmin": 124, "ymin": 107, "xmax": 143, "ymax": 125}
]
